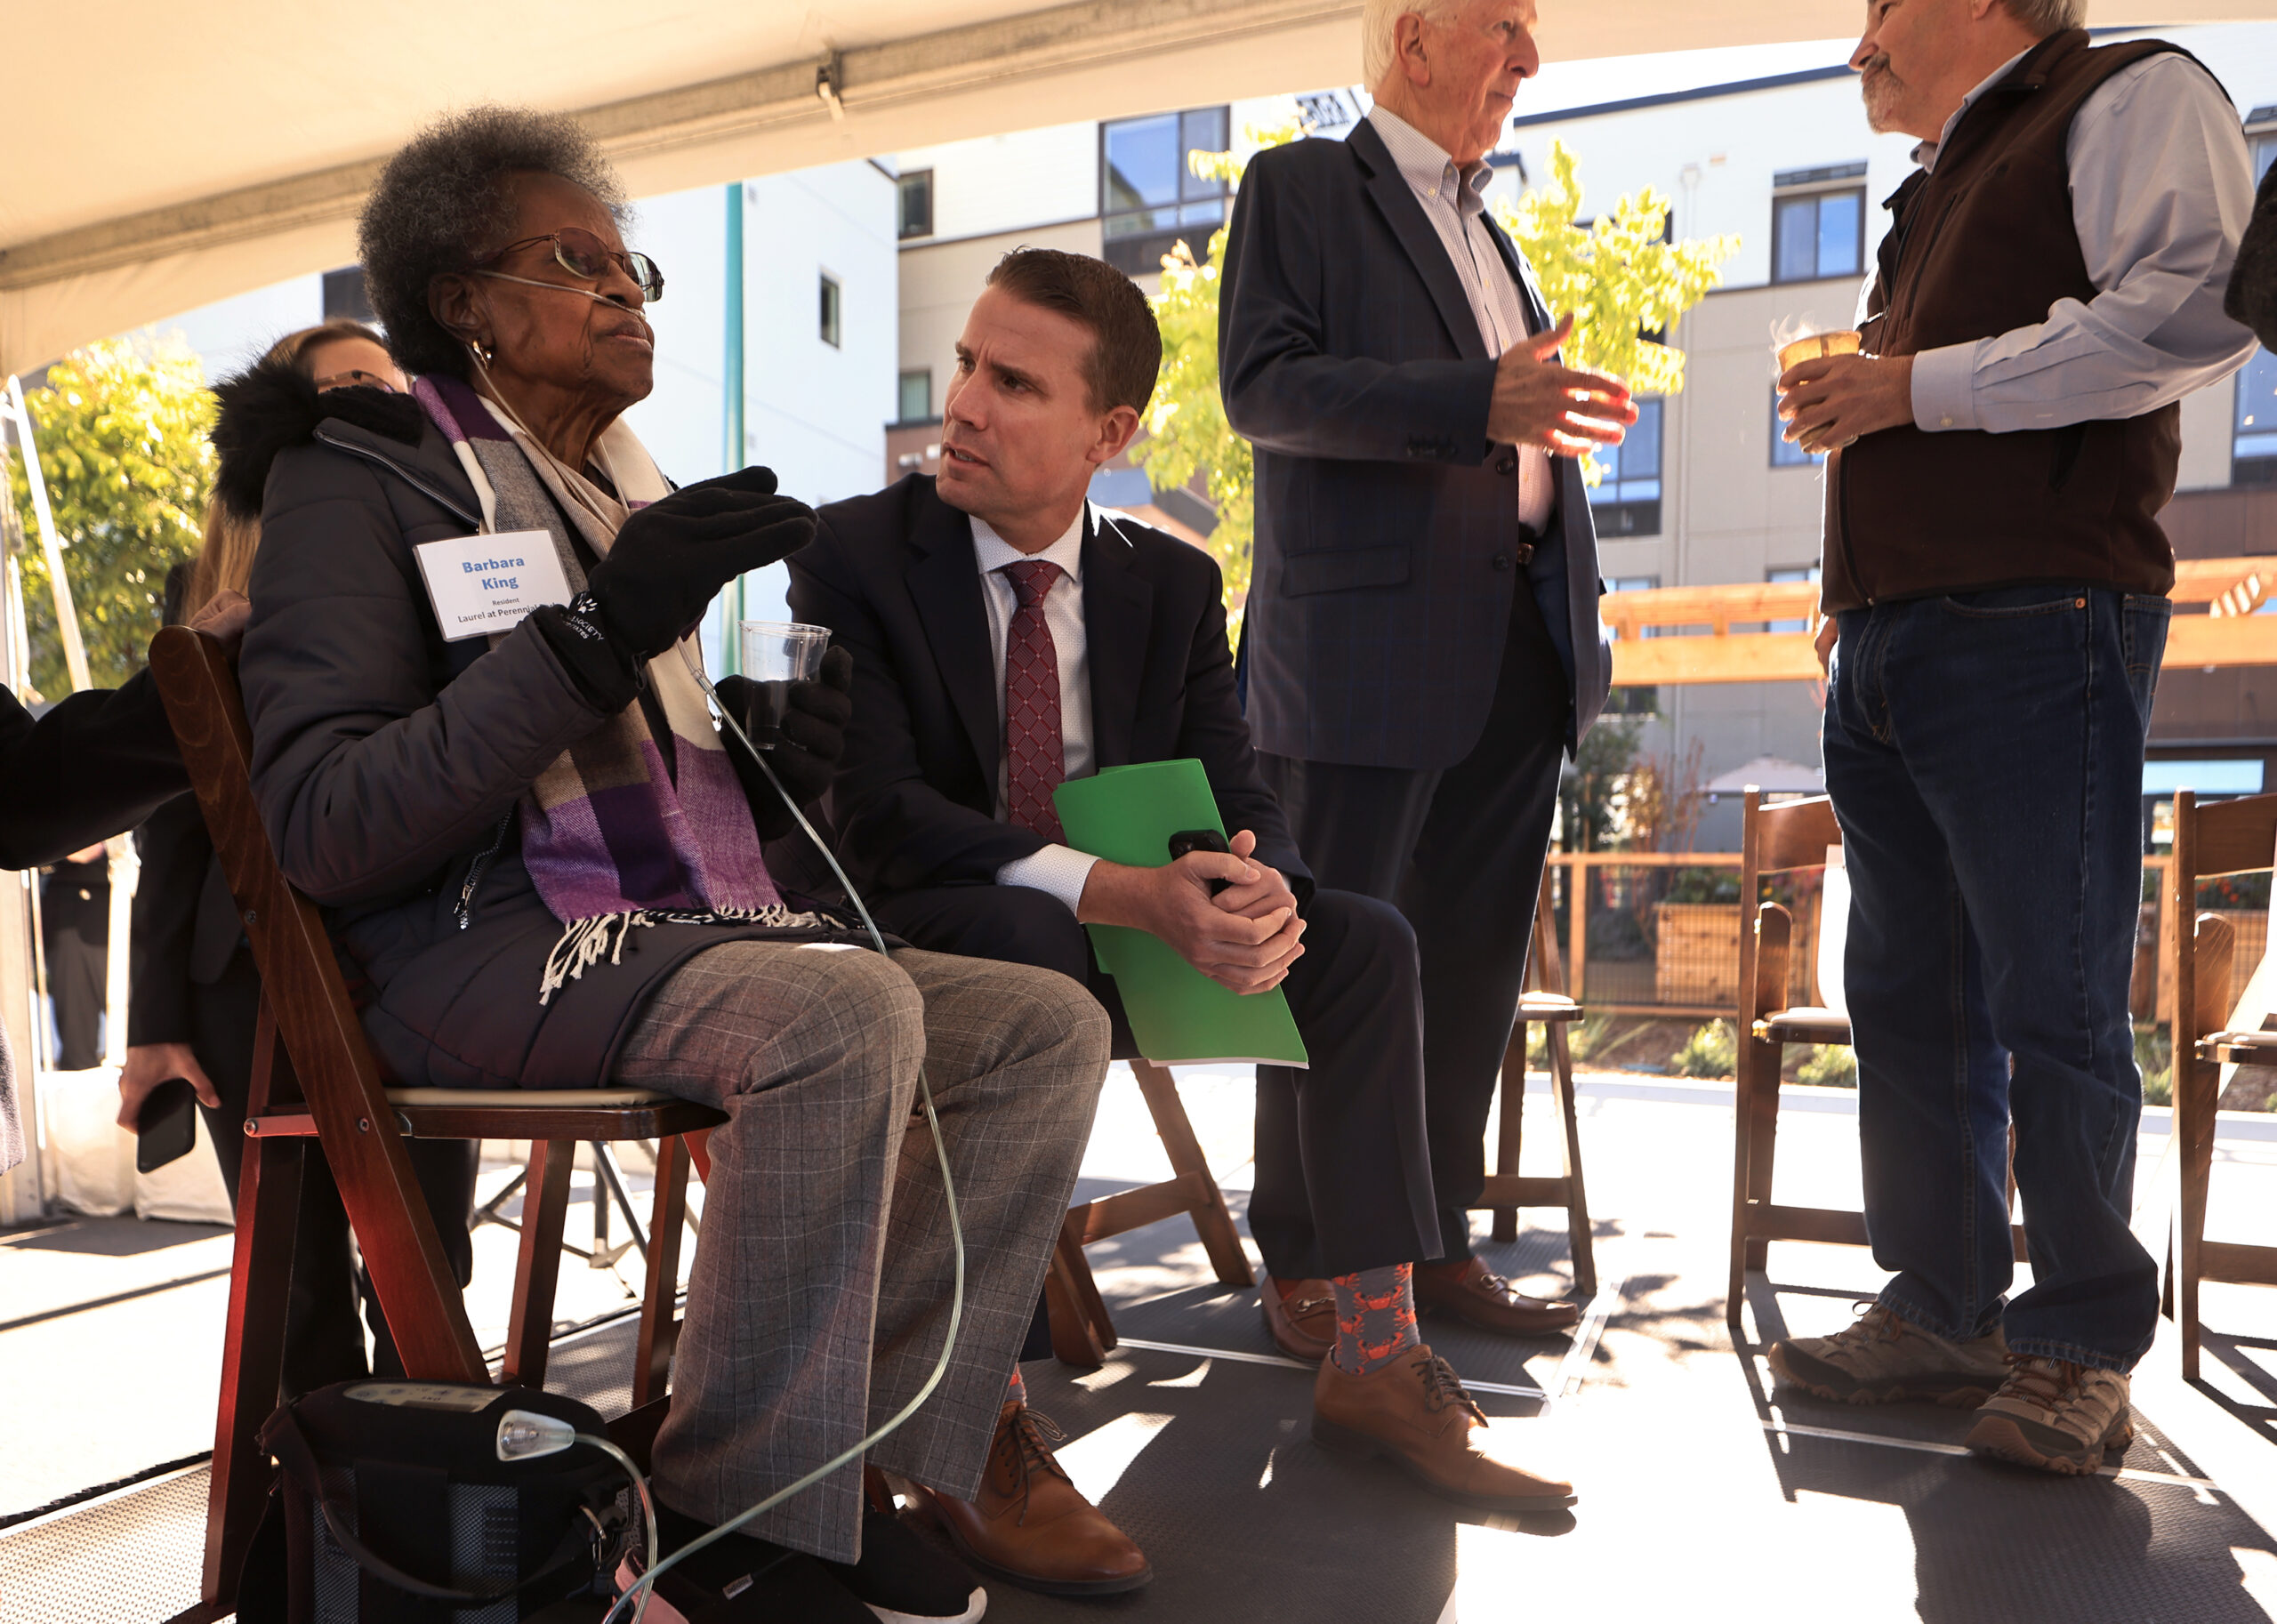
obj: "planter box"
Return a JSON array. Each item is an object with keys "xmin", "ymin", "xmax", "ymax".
[{"xmin": 1655, "ymin": 902, "xmax": 1740, "ymax": 1008}]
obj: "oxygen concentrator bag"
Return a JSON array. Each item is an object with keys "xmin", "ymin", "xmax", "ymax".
[{"xmin": 253, "ymin": 1380, "xmax": 630, "ymax": 1622}]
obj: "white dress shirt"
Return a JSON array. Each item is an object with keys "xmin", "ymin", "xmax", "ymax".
[
  {"xmin": 976, "ymin": 503, "xmax": 1100, "ymax": 912},
  {"xmin": 1367, "ymin": 105, "xmax": 1555, "ymax": 529},
  {"xmin": 1894, "ymin": 50, "xmax": 2257, "ymax": 433}
]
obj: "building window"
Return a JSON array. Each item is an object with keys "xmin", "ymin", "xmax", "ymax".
[
  {"xmin": 1770, "ymin": 387, "xmax": 1824, "ymax": 468},
  {"xmin": 897, "ymin": 170, "xmax": 934, "ymax": 240},
  {"xmin": 2249, "ymin": 121, "xmax": 2277, "ymax": 182},
  {"xmin": 897, "ymin": 369, "xmax": 933, "ymax": 423},
  {"xmin": 1587, "ymin": 398, "xmax": 1661, "ymax": 536},
  {"xmin": 321, "ymin": 266, "xmax": 375, "ymax": 323},
  {"xmin": 2235, "ymin": 347, "xmax": 2277, "ymax": 484},
  {"xmin": 819, "ymin": 273, "xmax": 841, "ymax": 349},
  {"xmin": 1605, "ymin": 575, "xmax": 1663, "ymax": 642},
  {"xmin": 1771, "ymin": 165, "xmax": 1867, "ymax": 284},
  {"xmin": 1766, "ymin": 566, "xmax": 1820, "ymax": 634},
  {"xmin": 1100, "ymin": 107, "xmax": 1229, "ymax": 275}
]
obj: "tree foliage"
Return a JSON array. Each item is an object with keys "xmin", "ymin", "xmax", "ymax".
[
  {"xmin": 1134, "ymin": 127, "xmax": 1736, "ymax": 623},
  {"xmin": 5, "ymin": 337, "xmax": 215, "ymax": 695},
  {"xmin": 1128, "ymin": 125, "xmax": 1294, "ymax": 615},
  {"xmin": 1494, "ymin": 141, "xmax": 1737, "ymax": 423}
]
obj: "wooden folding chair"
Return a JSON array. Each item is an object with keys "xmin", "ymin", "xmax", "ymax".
[
  {"xmin": 1481, "ymin": 867, "xmax": 1597, "ymax": 1296},
  {"xmin": 1040, "ymin": 1054, "xmax": 1254, "ymax": 1368},
  {"xmin": 2168, "ymin": 790, "xmax": 2277, "ymax": 1379},
  {"xmin": 149, "ymin": 627, "xmax": 726, "ymax": 1624},
  {"xmin": 1726, "ymin": 790, "xmax": 2025, "ymax": 1331}
]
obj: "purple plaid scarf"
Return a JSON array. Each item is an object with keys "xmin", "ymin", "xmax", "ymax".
[{"xmin": 414, "ymin": 374, "xmax": 816, "ymax": 1001}]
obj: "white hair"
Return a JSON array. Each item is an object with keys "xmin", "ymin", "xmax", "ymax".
[
  {"xmin": 1361, "ymin": 0, "xmax": 1465, "ymax": 91},
  {"xmin": 2003, "ymin": 0, "xmax": 2085, "ymax": 30}
]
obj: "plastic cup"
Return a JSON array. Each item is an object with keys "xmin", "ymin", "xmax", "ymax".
[
  {"xmin": 1774, "ymin": 330, "xmax": 1863, "ymax": 453},
  {"xmin": 1776, "ymin": 329, "xmax": 1862, "ymax": 372},
  {"xmin": 736, "ymin": 620, "xmax": 831, "ymax": 748}
]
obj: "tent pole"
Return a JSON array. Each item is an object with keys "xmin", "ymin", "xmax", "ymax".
[
  {"xmin": 0, "ymin": 446, "xmax": 49, "ymax": 1221},
  {"xmin": 4, "ymin": 375, "xmax": 91, "ymax": 695}
]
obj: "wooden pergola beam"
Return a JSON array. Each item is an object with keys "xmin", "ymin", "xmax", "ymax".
[{"xmin": 1605, "ymin": 558, "xmax": 2277, "ymax": 687}]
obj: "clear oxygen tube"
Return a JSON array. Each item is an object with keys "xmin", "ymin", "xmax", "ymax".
[{"xmin": 595, "ymin": 645, "xmax": 969, "ymax": 1624}]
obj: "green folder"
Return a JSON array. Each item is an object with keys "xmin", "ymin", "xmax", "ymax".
[{"xmin": 1052, "ymin": 760, "xmax": 1309, "ymax": 1067}]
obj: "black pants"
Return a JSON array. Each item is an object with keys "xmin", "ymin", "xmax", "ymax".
[
  {"xmin": 1258, "ymin": 590, "xmax": 1569, "ymax": 1261},
  {"xmin": 193, "ymin": 952, "xmax": 480, "ymax": 1398},
  {"xmin": 873, "ymin": 884, "xmax": 1440, "ymax": 1282},
  {"xmin": 44, "ymin": 929, "xmax": 108, "ymax": 1070},
  {"xmin": 44, "ymin": 859, "xmax": 111, "ymax": 1070}
]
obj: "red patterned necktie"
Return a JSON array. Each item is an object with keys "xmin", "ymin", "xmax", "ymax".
[{"xmin": 1001, "ymin": 559, "xmax": 1066, "ymax": 842}]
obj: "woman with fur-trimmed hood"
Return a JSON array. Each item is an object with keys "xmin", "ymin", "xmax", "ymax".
[{"xmin": 117, "ymin": 321, "xmax": 479, "ymax": 1395}]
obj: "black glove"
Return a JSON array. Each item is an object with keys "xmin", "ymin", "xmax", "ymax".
[
  {"xmin": 719, "ymin": 645, "xmax": 854, "ymax": 840},
  {"xmin": 585, "ymin": 466, "xmax": 817, "ymax": 660}
]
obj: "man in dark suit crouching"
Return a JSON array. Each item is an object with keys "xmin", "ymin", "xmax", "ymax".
[{"xmin": 791, "ymin": 248, "xmax": 1579, "ymax": 1595}]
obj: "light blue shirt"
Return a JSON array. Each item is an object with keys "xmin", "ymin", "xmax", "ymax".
[{"xmin": 1899, "ymin": 50, "xmax": 2257, "ymax": 433}]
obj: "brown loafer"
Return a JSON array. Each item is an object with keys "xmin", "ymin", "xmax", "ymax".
[
  {"xmin": 1414, "ymin": 1256, "xmax": 1581, "ymax": 1336},
  {"xmin": 1312, "ymin": 1343, "xmax": 1576, "ymax": 1511},
  {"xmin": 899, "ymin": 1400, "xmax": 1152, "ymax": 1596},
  {"xmin": 1259, "ymin": 1274, "xmax": 1337, "ymax": 1363}
]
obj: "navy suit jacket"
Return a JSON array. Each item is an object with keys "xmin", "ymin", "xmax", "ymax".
[
  {"xmin": 788, "ymin": 475, "xmax": 1313, "ymax": 904},
  {"xmin": 1219, "ymin": 119, "xmax": 1611, "ymax": 769}
]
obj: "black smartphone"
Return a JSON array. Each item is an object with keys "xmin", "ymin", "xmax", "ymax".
[
  {"xmin": 134, "ymin": 1076, "xmax": 198, "ymax": 1175},
  {"xmin": 1167, "ymin": 828, "xmax": 1233, "ymax": 896}
]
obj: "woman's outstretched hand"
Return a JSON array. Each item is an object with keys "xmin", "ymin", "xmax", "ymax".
[{"xmin": 587, "ymin": 466, "xmax": 817, "ymax": 658}]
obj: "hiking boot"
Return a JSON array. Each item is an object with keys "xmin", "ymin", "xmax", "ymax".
[
  {"xmin": 1964, "ymin": 1357, "xmax": 2135, "ymax": 1475},
  {"xmin": 1766, "ymin": 1303, "xmax": 2008, "ymax": 1406}
]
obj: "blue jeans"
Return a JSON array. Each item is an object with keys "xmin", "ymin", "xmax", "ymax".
[{"xmin": 1823, "ymin": 586, "xmax": 2168, "ymax": 1371}]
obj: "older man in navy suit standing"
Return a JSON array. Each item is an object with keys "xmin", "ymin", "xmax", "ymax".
[{"xmin": 1221, "ymin": 0, "xmax": 1635, "ymax": 1323}]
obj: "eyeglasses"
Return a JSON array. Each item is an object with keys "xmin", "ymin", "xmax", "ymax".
[
  {"xmin": 475, "ymin": 226, "xmax": 665, "ymax": 303},
  {"xmin": 314, "ymin": 369, "xmax": 398, "ymax": 392}
]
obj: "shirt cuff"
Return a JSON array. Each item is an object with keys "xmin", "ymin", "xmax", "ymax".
[
  {"xmin": 995, "ymin": 844, "xmax": 1101, "ymax": 916},
  {"xmin": 1910, "ymin": 342, "xmax": 1983, "ymax": 432}
]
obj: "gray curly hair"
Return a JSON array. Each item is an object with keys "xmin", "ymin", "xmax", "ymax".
[{"xmin": 357, "ymin": 105, "xmax": 628, "ymax": 379}]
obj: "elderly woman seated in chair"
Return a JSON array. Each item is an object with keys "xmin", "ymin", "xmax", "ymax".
[{"xmin": 236, "ymin": 106, "xmax": 1109, "ymax": 1624}]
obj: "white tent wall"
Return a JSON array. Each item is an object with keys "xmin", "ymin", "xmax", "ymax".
[{"xmin": 12, "ymin": 0, "xmax": 2277, "ymax": 378}]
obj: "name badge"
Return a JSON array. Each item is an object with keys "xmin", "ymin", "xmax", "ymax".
[{"xmin": 414, "ymin": 529, "xmax": 572, "ymax": 641}]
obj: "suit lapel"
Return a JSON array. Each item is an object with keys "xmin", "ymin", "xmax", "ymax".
[
  {"xmin": 905, "ymin": 486, "xmax": 1002, "ymax": 782},
  {"xmin": 1348, "ymin": 119, "xmax": 1487, "ymax": 363},
  {"xmin": 1081, "ymin": 506, "xmax": 1152, "ymax": 773}
]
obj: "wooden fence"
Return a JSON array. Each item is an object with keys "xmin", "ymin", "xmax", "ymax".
[{"xmin": 1543, "ymin": 850, "xmax": 2214, "ymax": 1032}]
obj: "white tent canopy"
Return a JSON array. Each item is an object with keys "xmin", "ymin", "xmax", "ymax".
[{"xmin": 8, "ymin": 0, "xmax": 2269, "ymax": 376}]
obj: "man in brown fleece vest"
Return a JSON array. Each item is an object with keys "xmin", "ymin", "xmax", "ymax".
[{"xmin": 1766, "ymin": 0, "xmax": 2256, "ymax": 1477}]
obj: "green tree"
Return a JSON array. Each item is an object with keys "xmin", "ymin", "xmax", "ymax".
[
  {"xmin": 1495, "ymin": 142, "xmax": 1736, "ymax": 409},
  {"xmin": 1134, "ymin": 130, "xmax": 1737, "ymax": 626},
  {"xmin": 6, "ymin": 337, "xmax": 215, "ymax": 695}
]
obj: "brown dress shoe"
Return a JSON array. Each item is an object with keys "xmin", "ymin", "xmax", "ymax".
[
  {"xmin": 1312, "ymin": 1343, "xmax": 1577, "ymax": 1511},
  {"xmin": 1414, "ymin": 1256, "xmax": 1582, "ymax": 1335},
  {"xmin": 900, "ymin": 1400, "xmax": 1152, "ymax": 1596},
  {"xmin": 1259, "ymin": 1274, "xmax": 1336, "ymax": 1363}
]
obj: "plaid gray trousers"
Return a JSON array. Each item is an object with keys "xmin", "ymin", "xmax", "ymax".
[{"xmin": 616, "ymin": 941, "xmax": 1108, "ymax": 1563}]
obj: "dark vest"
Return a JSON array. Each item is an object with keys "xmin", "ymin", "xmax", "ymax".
[{"xmin": 1821, "ymin": 30, "xmax": 2196, "ymax": 612}]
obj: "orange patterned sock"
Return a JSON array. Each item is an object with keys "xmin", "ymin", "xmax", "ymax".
[
  {"xmin": 1329, "ymin": 1263, "xmax": 1420, "ymax": 1377},
  {"xmin": 1005, "ymin": 1365, "xmax": 1027, "ymax": 1407}
]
